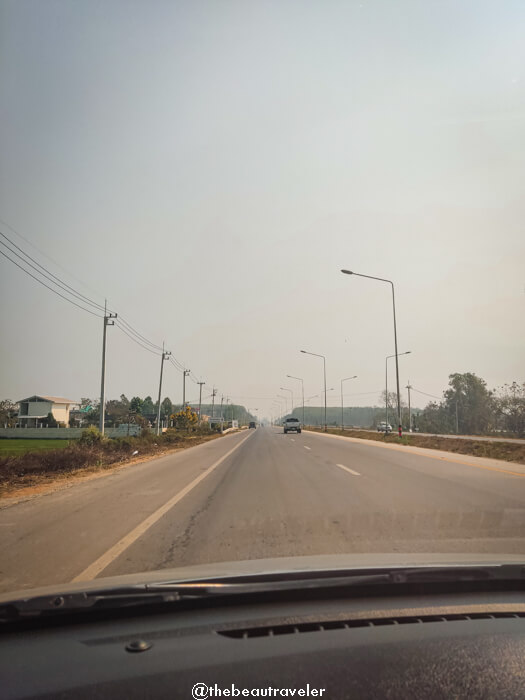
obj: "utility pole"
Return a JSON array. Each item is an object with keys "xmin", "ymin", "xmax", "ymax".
[
  {"xmin": 220, "ymin": 395, "xmax": 224, "ymax": 432},
  {"xmin": 197, "ymin": 381, "xmax": 205, "ymax": 422},
  {"xmin": 406, "ymin": 381, "xmax": 412, "ymax": 432},
  {"xmin": 456, "ymin": 399, "xmax": 459, "ymax": 435},
  {"xmin": 182, "ymin": 369, "xmax": 190, "ymax": 409},
  {"xmin": 211, "ymin": 388, "xmax": 217, "ymax": 417},
  {"xmin": 156, "ymin": 344, "xmax": 171, "ymax": 436},
  {"xmin": 99, "ymin": 301, "xmax": 117, "ymax": 435}
]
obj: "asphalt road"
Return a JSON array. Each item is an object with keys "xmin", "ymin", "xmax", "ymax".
[{"xmin": 1, "ymin": 426, "xmax": 525, "ymax": 594}]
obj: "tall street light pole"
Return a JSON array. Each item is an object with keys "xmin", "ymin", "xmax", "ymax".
[
  {"xmin": 301, "ymin": 350, "xmax": 327, "ymax": 431},
  {"xmin": 342, "ymin": 269, "xmax": 403, "ymax": 437},
  {"xmin": 287, "ymin": 375, "xmax": 304, "ymax": 427},
  {"xmin": 277, "ymin": 394, "xmax": 289, "ymax": 416},
  {"xmin": 406, "ymin": 380, "xmax": 412, "ymax": 432},
  {"xmin": 99, "ymin": 300, "xmax": 117, "ymax": 435},
  {"xmin": 340, "ymin": 375, "xmax": 357, "ymax": 431},
  {"xmin": 280, "ymin": 387, "xmax": 294, "ymax": 414},
  {"xmin": 386, "ymin": 351, "xmax": 411, "ymax": 427},
  {"xmin": 156, "ymin": 343, "xmax": 171, "ymax": 436}
]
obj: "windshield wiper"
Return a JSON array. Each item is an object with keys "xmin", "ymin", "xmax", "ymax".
[{"xmin": 2, "ymin": 565, "xmax": 524, "ymax": 620}]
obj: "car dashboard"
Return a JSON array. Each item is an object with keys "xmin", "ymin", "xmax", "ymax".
[{"xmin": 2, "ymin": 586, "xmax": 525, "ymax": 698}]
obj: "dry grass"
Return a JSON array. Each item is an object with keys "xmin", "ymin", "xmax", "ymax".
[
  {"xmin": 0, "ymin": 430, "xmax": 222, "ymax": 497},
  {"xmin": 307, "ymin": 428, "xmax": 525, "ymax": 465}
]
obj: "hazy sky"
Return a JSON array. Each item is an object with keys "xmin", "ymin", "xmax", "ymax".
[{"xmin": 1, "ymin": 0, "xmax": 524, "ymax": 417}]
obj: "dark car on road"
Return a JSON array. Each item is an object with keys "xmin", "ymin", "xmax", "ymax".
[{"xmin": 249, "ymin": 421, "xmax": 257, "ymax": 429}]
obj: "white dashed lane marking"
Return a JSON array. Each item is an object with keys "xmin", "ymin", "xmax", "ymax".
[{"xmin": 335, "ymin": 463, "xmax": 361, "ymax": 476}]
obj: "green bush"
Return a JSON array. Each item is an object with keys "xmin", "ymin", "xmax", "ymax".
[{"xmin": 79, "ymin": 426, "xmax": 103, "ymax": 446}]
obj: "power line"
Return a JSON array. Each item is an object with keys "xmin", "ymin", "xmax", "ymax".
[
  {"xmin": 1, "ymin": 220, "xmax": 207, "ymax": 383},
  {"xmin": 412, "ymin": 387, "xmax": 442, "ymax": 400},
  {"xmin": 0, "ymin": 234, "xmax": 106, "ymax": 312},
  {"xmin": 115, "ymin": 316, "xmax": 165, "ymax": 353},
  {"xmin": 169, "ymin": 357, "xmax": 186, "ymax": 372},
  {"xmin": 115, "ymin": 322, "xmax": 162, "ymax": 356},
  {"xmin": 1, "ymin": 226, "xmax": 169, "ymax": 356},
  {"xmin": 0, "ymin": 217, "xmax": 106, "ymax": 303},
  {"xmin": 0, "ymin": 247, "xmax": 102, "ymax": 318}
]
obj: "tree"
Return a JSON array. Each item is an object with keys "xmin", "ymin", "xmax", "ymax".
[
  {"xmin": 379, "ymin": 390, "xmax": 406, "ymax": 424},
  {"xmin": 0, "ymin": 399, "xmax": 17, "ymax": 427},
  {"xmin": 494, "ymin": 382, "xmax": 525, "ymax": 437},
  {"xmin": 443, "ymin": 372, "xmax": 494, "ymax": 435},
  {"xmin": 418, "ymin": 401, "xmax": 449, "ymax": 434},
  {"xmin": 130, "ymin": 397, "xmax": 144, "ymax": 414},
  {"xmin": 105, "ymin": 397, "xmax": 130, "ymax": 426},
  {"xmin": 161, "ymin": 397, "xmax": 173, "ymax": 418},
  {"xmin": 45, "ymin": 411, "xmax": 58, "ymax": 428},
  {"xmin": 141, "ymin": 396, "xmax": 155, "ymax": 416},
  {"xmin": 173, "ymin": 405, "xmax": 198, "ymax": 431}
]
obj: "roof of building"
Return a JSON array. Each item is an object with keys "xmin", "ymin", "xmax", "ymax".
[{"xmin": 17, "ymin": 395, "xmax": 77, "ymax": 405}]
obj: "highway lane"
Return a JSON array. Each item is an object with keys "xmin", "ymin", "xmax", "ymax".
[{"xmin": 1, "ymin": 426, "xmax": 524, "ymax": 593}]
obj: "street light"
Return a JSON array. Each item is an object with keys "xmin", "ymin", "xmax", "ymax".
[
  {"xmin": 277, "ymin": 394, "xmax": 289, "ymax": 416},
  {"xmin": 341, "ymin": 269, "xmax": 404, "ymax": 437},
  {"xmin": 280, "ymin": 387, "xmax": 294, "ymax": 415},
  {"xmin": 340, "ymin": 375, "xmax": 357, "ymax": 431},
  {"xmin": 301, "ymin": 350, "xmax": 327, "ymax": 431},
  {"xmin": 287, "ymin": 375, "xmax": 305, "ymax": 427},
  {"xmin": 386, "ymin": 351, "xmax": 411, "ymax": 427}
]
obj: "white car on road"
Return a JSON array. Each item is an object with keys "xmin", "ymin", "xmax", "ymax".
[{"xmin": 283, "ymin": 417, "xmax": 302, "ymax": 434}]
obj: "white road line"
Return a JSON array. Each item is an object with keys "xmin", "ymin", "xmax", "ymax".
[
  {"xmin": 291, "ymin": 438, "xmax": 295, "ymax": 442},
  {"xmin": 72, "ymin": 432, "xmax": 254, "ymax": 582},
  {"xmin": 304, "ymin": 446, "xmax": 311, "ymax": 451},
  {"xmin": 335, "ymin": 463, "xmax": 361, "ymax": 476}
]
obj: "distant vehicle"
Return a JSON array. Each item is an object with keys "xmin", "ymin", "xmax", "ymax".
[
  {"xmin": 249, "ymin": 421, "xmax": 257, "ymax": 429},
  {"xmin": 377, "ymin": 422, "xmax": 392, "ymax": 433},
  {"xmin": 283, "ymin": 417, "xmax": 301, "ymax": 434}
]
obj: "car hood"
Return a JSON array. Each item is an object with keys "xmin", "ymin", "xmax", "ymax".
[{"xmin": 1, "ymin": 552, "xmax": 525, "ymax": 604}]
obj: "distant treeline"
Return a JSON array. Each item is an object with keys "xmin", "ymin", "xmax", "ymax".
[{"xmin": 287, "ymin": 406, "xmax": 419, "ymax": 428}]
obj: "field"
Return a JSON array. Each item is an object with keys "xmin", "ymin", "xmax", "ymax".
[{"xmin": 0, "ymin": 439, "xmax": 74, "ymax": 456}]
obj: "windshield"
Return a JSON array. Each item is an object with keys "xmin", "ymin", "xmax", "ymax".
[{"xmin": 0, "ymin": 0, "xmax": 524, "ymax": 598}]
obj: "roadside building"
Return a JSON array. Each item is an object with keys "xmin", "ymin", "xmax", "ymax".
[{"xmin": 16, "ymin": 395, "xmax": 77, "ymax": 428}]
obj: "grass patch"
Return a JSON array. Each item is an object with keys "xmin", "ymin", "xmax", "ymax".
[
  {"xmin": 0, "ymin": 427, "xmax": 224, "ymax": 497},
  {"xmin": 306, "ymin": 427, "xmax": 525, "ymax": 465},
  {"xmin": 0, "ymin": 439, "xmax": 75, "ymax": 455}
]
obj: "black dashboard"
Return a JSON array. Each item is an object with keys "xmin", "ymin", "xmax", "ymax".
[{"xmin": 2, "ymin": 589, "xmax": 525, "ymax": 698}]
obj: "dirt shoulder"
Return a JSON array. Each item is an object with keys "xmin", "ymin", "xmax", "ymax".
[
  {"xmin": 306, "ymin": 428, "xmax": 525, "ymax": 465},
  {"xmin": 0, "ymin": 432, "xmax": 224, "ymax": 503}
]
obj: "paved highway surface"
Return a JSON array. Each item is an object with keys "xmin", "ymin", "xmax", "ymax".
[{"xmin": 1, "ymin": 426, "xmax": 525, "ymax": 594}]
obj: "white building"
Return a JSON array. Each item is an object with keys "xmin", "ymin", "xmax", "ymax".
[{"xmin": 17, "ymin": 395, "xmax": 77, "ymax": 428}]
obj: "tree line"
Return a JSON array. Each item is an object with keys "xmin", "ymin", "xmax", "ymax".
[
  {"xmin": 288, "ymin": 373, "xmax": 525, "ymax": 437},
  {"xmin": 415, "ymin": 374, "xmax": 525, "ymax": 437}
]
